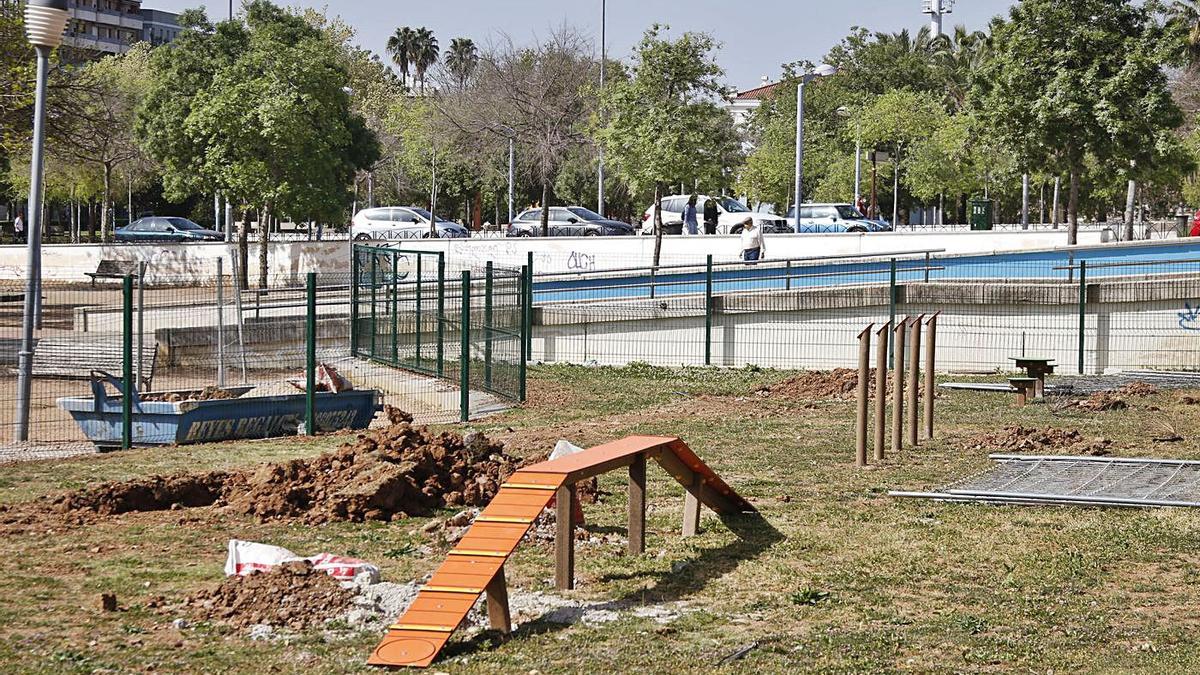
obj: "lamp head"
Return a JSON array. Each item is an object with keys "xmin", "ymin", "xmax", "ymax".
[
  {"xmin": 813, "ymin": 63, "xmax": 838, "ymax": 78},
  {"xmin": 25, "ymin": 0, "xmax": 71, "ymax": 49}
]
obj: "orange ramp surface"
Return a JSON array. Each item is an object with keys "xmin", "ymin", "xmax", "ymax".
[{"xmin": 368, "ymin": 435, "xmax": 754, "ymax": 668}]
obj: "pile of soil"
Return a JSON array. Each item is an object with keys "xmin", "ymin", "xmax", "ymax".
[
  {"xmin": 54, "ymin": 418, "xmax": 526, "ymax": 523},
  {"xmin": 755, "ymin": 369, "xmax": 929, "ymax": 401},
  {"xmin": 185, "ymin": 560, "xmax": 353, "ymax": 629},
  {"xmin": 961, "ymin": 426, "xmax": 1113, "ymax": 456},
  {"xmin": 1118, "ymin": 382, "xmax": 1158, "ymax": 398},
  {"xmin": 142, "ymin": 386, "xmax": 241, "ymax": 403},
  {"xmin": 1074, "ymin": 392, "xmax": 1129, "ymax": 412}
]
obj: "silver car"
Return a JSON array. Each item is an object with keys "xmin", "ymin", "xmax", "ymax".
[
  {"xmin": 508, "ymin": 206, "xmax": 635, "ymax": 237},
  {"xmin": 351, "ymin": 207, "xmax": 470, "ymax": 240}
]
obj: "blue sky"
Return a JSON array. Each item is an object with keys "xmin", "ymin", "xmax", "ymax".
[{"xmin": 145, "ymin": 0, "xmax": 1017, "ymax": 90}]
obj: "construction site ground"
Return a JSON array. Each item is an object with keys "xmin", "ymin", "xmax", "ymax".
[{"xmin": 3, "ymin": 364, "xmax": 1200, "ymax": 672}]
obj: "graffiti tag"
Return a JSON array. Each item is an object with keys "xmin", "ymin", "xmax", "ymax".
[
  {"xmin": 1179, "ymin": 303, "xmax": 1200, "ymax": 331},
  {"xmin": 567, "ymin": 250, "xmax": 596, "ymax": 272}
]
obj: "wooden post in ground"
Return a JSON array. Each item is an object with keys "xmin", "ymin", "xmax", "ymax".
[
  {"xmin": 874, "ymin": 322, "xmax": 889, "ymax": 462},
  {"xmin": 924, "ymin": 313, "xmax": 938, "ymax": 440},
  {"xmin": 485, "ymin": 565, "xmax": 512, "ymax": 634},
  {"xmin": 628, "ymin": 453, "xmax": 646, "ymax": 554},
  {"xmin": 555, "ymin": 483, "xmax": 577, "ymax": 590},
  {"xmin": 907, "ymin": 315, "xmax": 923, "ymax": 447},
  {"xmin": 682, "ymin": 473, "xmax": 703, "ymax": 537},
  {"xmin": 855, "ymin": 324, "xmax": 873, "ymax": 467},
  {"xmin": 891, "ymin": 318, "xmax": 908, "ymax": 454}
]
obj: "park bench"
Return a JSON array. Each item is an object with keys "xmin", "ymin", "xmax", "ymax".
[
  {"xmin": 86, "ymin": 260, "xmax": 140, "ymax": 286},
  {"xmin": 1009, "ymin": 357, "xmax": 1056, "ymax": 399},
  {"xmin": 30, "ymin": 335, "xmax": 157, "ymax": 390},
  {"xmin": 1008, "ymin": 377, "xmax": 1038, "ymax": 406}
]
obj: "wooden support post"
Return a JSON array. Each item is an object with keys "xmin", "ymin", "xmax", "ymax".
[
  {"xmin": 682, "ymin": 473, "xmax": 702, "ymax": 537},
  {"xmin": 891, "ymin": 318, "xmax": 907, "ymax": 454},
  {"xmin": 874, "ymin": 322, "xmax": 889, "ymax": 462},
  {"xmin": 923, "ymin": 313, "xmax": 938, "ymax": 440},
  {"xmin": 855, "ymin": 324, "xmax": 872, "ymax": 467},
  {"xmin": 907, "ymin": 316, "xmax": 923, "ymax": 447},
  {"xmin": 628, "ymin": 453, "xmax": 646, "ymax": 554},
  {"xmin": 485, "ymin": 564, "xmax": 512, "ymax": 634},
  {"xmin": 555, "ymin": 483, "xmax": 577, "ymax": 590}
]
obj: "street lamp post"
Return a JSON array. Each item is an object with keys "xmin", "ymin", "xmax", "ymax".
[
  {"xmin": 508, "ymin": 137, "xmax": 515, "ymax": 225},
  {"xmin": 597, "ymin": 0, "xmax": 606, "ymax": 217},
  {"xmin": 16, "ymin": 0, "xmax": 70, "ymax": 442},
  {"xmin": 794, "ymin": 64, "xmax": 837, "ymax": 222},
  {"xmin": 837, "ymin": 106, "xmax": 861, "ymax": 208}
]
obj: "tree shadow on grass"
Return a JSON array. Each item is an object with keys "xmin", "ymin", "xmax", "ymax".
[{"xmin": 441, "ymin": 510, "xmax": 783, "ymax": 661}]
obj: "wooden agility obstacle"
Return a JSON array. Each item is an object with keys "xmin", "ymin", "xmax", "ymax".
[
  {"xmin": 367, "ymin": 435, "xmax": 755, "ymax": 669},
  {"xmin": 856, "ymin": 313, "xmax": 940, "ymax": 464}
]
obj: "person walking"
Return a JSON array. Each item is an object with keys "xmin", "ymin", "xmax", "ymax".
[
  {"xmin": 13, "ymin": 211, "xmax": 24, "ymax": 244},
  {"xmin": 703, "ymin": 198, "xmax": 719, "ymax": 235},
  {"xmin": 683, "ymin": 194, "xmax": 699, "ymax": 235},
  {"xmin": 740, "ymin": 217, "xmax": 764, "ymax": 263}
]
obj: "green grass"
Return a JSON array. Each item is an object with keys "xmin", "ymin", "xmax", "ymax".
[{"xmin": 3, "ymin": 363, "xmax": 1200, "ymax": 673}]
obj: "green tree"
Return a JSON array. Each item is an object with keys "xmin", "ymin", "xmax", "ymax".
[
  {"xmin": 854, "ymin": 90, "xmax": 945, "ymax": 223},
  {"xmin": 596, "ymin": 25, "xmax": 734, "ymax": 264},
  {"xmin": 978, "ymin": 0, "xmax": 1184, "ymax": 243}
]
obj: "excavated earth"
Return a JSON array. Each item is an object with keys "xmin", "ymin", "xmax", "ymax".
[
  {"xmin": 754, "ymin": 368, "xmax": 931, "ymax": 401},
  {"xmin": 961, "ymin": 425, "xmax": 1114, "ymax": 456},
  {"xmin": 184, "ymin": 560, "xmax": 353, "ymax": 629},
  {"xmin": 48, "ymin": 418, "xmax": 528, "ymax": 524}
]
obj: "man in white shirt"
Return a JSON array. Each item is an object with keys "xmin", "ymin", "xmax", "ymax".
[{"xmin": 740, "ymin": 217, "xmax": 764, "ymax": 262}]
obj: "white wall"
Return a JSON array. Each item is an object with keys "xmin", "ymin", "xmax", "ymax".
[{"xmin": 0, "ymin": 229, "xmax": 1115, "ymax": 283}]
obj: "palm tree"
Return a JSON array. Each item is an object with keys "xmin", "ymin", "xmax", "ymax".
[
  {"xmin": 412, "ymin": 27, "xmax": 440, "ymax": 94},
  {"xmin": 445, "ymin": 38, "xmax": 479, "ymax": 90},
  {"xmin": 386, "ymin": 27, "xmax": 416, "ymax": 88},
  {"xmin": 1170, "ymin": 1, "xmax": 1200, "ymax": 68},
  {"xmin": 933, "ymin": 25, "xmax": 990, "ymax": 111}
]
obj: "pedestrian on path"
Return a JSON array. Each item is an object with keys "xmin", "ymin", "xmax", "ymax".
[
  {"xmin": 13, "ymin": 212, "xmax": 24, "ymax": 243},
  {"xmin": 683, "ymin": 194, "xmax": 699, "ymax": 235},
  {"xmin": 740, "ymin": 217, "xmax": 764, "ymax": 263},
  {"xmin": 703, "ymin": 198, "xmax": 719, "ymax": 235}
]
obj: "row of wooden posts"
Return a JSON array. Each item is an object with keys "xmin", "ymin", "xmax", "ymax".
[{"xmin": 854, "ymin": 313, "xmax": 940, "ymax": 467}]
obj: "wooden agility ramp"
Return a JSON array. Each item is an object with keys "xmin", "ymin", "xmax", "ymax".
[{"xmin": 367, "ymin": 435, "xmax": 755, "ymax": 668}]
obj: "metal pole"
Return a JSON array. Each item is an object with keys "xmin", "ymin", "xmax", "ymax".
[
  {"xmin": 704, "ymin": 255, "xmax": 713, "ymax": 366},
  {"xmin": 907, "ymin": 316, "xmax": 922, "ymax": 447},
  {"xmin": 122, "ymin": 275, "xmax": 133, "ymax": 450},
  {"xmin": 416, "ymin": 254, "xmax": 423, "ymax": 369},
  {"xmin": 460, "ymin": 270, "xmax": 471, "ymax": 423},
  {"xmin": 855, "ymin": 325, "xmax": 871, "ymax": 467},
  {"xmin": 485, "ymin": 262, "xmax": 494, "ymax": 389},
  {"xmin": 525, "ymin": 251, "xmax": 533, "ymax": 357},
  {"xmin": 1078, "ymin": 260, "xmax": 1087, "ymax": 375},
  {"xmin": 350, "ymin": 248, "xmax": 360, "ymax": 356},
  {"xmin": 1052, "ymin": 177, "xmax": 1061, "ymax": 229},
  {"xmin": 306, "ymin": 272, "xmax": 317, "ymax": 435},
  {"xmin": 369, "ymin": 253, "xmax": 378, "ymax": 358},
  {"xmin": 15, "ymin": 46, "xmax": 51, "ymax": 442},
  {"xmin": 519, "ymin": 264, "xmax": 528, "ymax": 402},
  {"xmin": 507, "ymin": 137, "xmax": 515, "ymax": 225},
  {"xmin": 891, "ymin": 318, "xmax": 907, "ymax": 455},
  {"xmin": 224, "ymin": 198, "xmax": 233, "ymax": 242},
  {"xmin": 597, "ymin": 0, "xmax": 606, "ymax": 217},
  {"xmin": 217, "ymin": 257, "xmax": 226, "ymax": 387},
  {"xmin": 231, "ymin": 252, "xmax": 248, "ymax": 381},
  {"xmin": 924, "ymin": 313, "xmax": 938, "ymax": 441},
  {"xmin": 214, "ymin": 193, "xmax": 220, "ymax": 232},
  {"xmin": 1021, "ymin": 173, "xmax": 1030, "ymax": 230},
  {"xmin": 888, "ymin": 258, "xmax": 897, "ymax": 366},
  {"xmin": 137, "ymin": 261, "xmax": 146, "ymax": 390},
  {"xmin": 853, "ymin": 139, "xmax": 862, "ymax": 207},
  {"xmin": 874, "ymin": 322, "xmax": 888, "ymax": 461},
  {"xmin": 391, "ymin": 252, "xmax": 399, "ymax": 364},
  {"xmin": 437, "ymin": 254, "xmax": 446, "ymax": 376},
  {"xmin": 793, "ymin": 79, "xmax": 806, "ymax": 218}
]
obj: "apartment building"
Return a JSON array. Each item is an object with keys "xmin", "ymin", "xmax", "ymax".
[{"xmin": 61, "ymin": 0, "xmax": 178, "ymax": 55}]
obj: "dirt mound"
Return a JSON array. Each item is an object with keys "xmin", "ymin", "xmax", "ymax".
[
  {"xmin": 55, "ymin": 419, "xmax": 525, "ymax": 523},
  {"xmin": 1074, "ymin": 392, "xmax": 1129, "ymax": 412},
  {"xmin": 961, "ymin": 426, "xmax": 1113, "ymax": 456},
  {"xmin": 185, "ymin": 560, "xmax": 352, "ymax": 629},
  {"xmin": 142, "ymin": 386, "xmax": 241, "ymax": 403},
  {"xmin": 755, "ymin": 369, "xmax": 929, "ymax": 401},
  {"xmin": 1118, "ymin": 382, "xmax": 1158, "ymax": 398}
]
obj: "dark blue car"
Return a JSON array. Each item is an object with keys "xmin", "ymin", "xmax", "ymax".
[{"xmin": 116, "ymin": 217, "xmax": 223, "ymax": 243}]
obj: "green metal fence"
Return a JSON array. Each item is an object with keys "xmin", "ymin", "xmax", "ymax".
[{"xmin": 351, "ymin": 245, "xmax": 527, "ymax": 414}]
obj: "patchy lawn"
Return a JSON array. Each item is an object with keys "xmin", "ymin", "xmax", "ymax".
[{"xmin": 2, "ymin": 363, "xmax": 1200, "ymax": 673}]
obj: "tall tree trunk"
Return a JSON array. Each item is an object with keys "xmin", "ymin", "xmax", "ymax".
[
  {"xmin": 652, "ymin": 182, "xmax": 663, "ymax": 268},
  {"xmin": 1068, "ymin": 170, "xmax": 1080, "ymax": 246},
  {"xmin": 1052, "ymin": 177, "xmax": 1061, "ymax": 229},
  {"xmin": 540, "ymin": 183, "xmax": 550, "ymax": 237},
  {"xmin": 101, "ymin": 163, "xmax": 112, "ymax": 243},
  {"xmin": 258, "ymin": 202, "xmax": 270, "ymax": 289},
  {"xmin": 88, "ymin": 201, "xmax": 96, "ymax": 243},
  {"xmin": 1124, "ymin": 164, "xmax": 1137, "ymax": 242},
  {"xmin": 238, "ymin": 205, "xmax": 250, "ymax": 290}
]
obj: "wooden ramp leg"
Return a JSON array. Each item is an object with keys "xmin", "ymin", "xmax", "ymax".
[
  {"xmin": 628, "ymin": 453, "xmax": 646, "ymax": 554},
  {"xmin": 555, "ymin": 483, "xmax": 577, "ymax": 591},
  {"xmin": 485, "ymin": 565, "xmax": 512, "ymax": 635},
  {"xmin": 682, "ymin": 473, "xmax": 702, "ymax": 537}
]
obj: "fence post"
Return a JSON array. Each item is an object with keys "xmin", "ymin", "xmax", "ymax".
[
  {"xmin": 855, "ymin": 324, "xmax": 872, "ymax": 468},
  {"xmin": 874, "ymin": 322, "xmax": 889, "ymax": 462},
  {"xmin": 923, "ymin": 252, "xmax": 931, "ymax": 284},
  {"xmin": 216, "ymin": 257, "xmax": 226, "ymax": 388},
  {"xmin": 1077, "ymin": 260, "xmax": 1087, "ymax": 375},
  {"xmin": 306, "ymin": 272, "xmax": 317, "ymax": 436},
  {"xmin": 460, "ymin": 270, "xmax": 471, "ymax": 423},
  {"xmin": 390, "ymin": 252, "xmax": 399, "ymax": 364},
  {"xmin": 785, "ymin": 259, "xmax": 792, "ymax": 291},
  {"xmin": 907, "ymin": 315, "xmax": 923, "ymax": 447},
  {"xmin": 888, "ymin": 258, "xmax": 897, "ymax": 366},
  {"xmin": 704, "ymin": 255, "xmax": 713, "ymax": 366},
  {"xmin": 650, "ymin": 266, "xmax": 657, "ymax": 300},
  {"xmin": 519, "ymin": 264, "xmax": 528, "ymax": 403},
  {"xmin": 350, "ymin": 248, "xmax": 360, "ymax": 356},
  {"xmin": 416, "ymin": 254, "xmax": 424, "ymax": 370},
  {"xmin": 485, "ymin": 261, "xmax": 494, "ymax": 389},
  {"xmin": 891, "ymin": 317, "xmax": 907, "ymax": 455},
  {"xmin": 369, "ymin": 253, "xmax": 378, "ymax": 358},
  {"xmin": 526, "ymin": 251, "xmax": 534, "ymax": 357},
  {"xmin": 924, "ymin": 313, "xmax": 938, "ymax": 441},
  {"xmin": 122, "ymin": 275, "xmax": 134, "ymax": 450},
  {"xmin": 137, "ymin": 261, "xmax": 146, "ymax": 390},
  {"xmin": 437, "ymin": 253, "xmax": 446, "ymax": 376}
]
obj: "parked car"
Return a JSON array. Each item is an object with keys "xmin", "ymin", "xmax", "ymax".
[
  {"xmin": 640, "ymin": 195, "xmax": 792, "ymax": 235},
  {"xmin": 351, "ymin": 207, "xmax": 470, "ymax": 240},
  {"xmin": 116, "ymin": 217, "xmax": 223, "ymax": 243},
  {"xmin": 785, "ymin": 204, "xmax": 892, "ymax": 233},
  {"xmin": 508, "ymin": 206, "xmax": 635, "ymax": 237}
]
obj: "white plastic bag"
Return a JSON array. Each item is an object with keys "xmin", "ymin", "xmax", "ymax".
[{"xmin": 224, "ymin": 539, "xmax": 380, "ymax": 583}]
